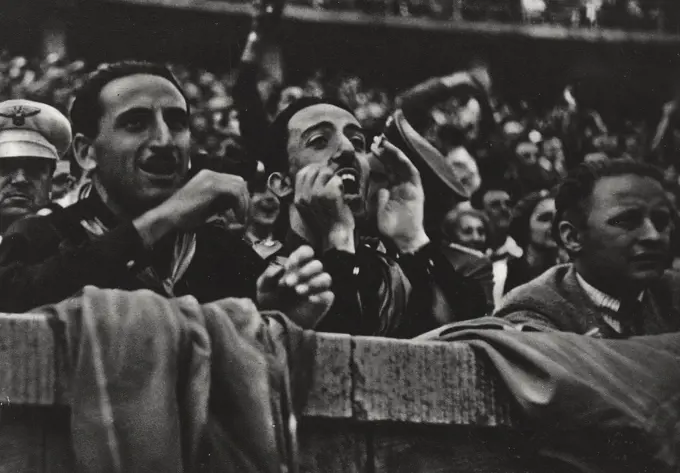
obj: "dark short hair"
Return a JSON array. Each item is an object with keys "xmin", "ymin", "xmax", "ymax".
[
  {"xmin": 470, "ymin": 181, "xmax": 513, "ymax": 210},
  {"xmin": 70, "ymin": 61, "xmax": 188, "ymax": 139},
  {"xmin": 509, "ymin": 188, "xmax": 555, "ymax": 249},
  {"xmin": 263, "ymin": 97, "xmax": 354, "ymax": 174},
  {"xmin": 552, "ymin": 158, "xmax": 665, "ymax": 245}
]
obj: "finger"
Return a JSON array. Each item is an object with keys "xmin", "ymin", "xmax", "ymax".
[
  {"xmin": 380, "ymin": 139, "xmax": 421, "ymax": 186},
  {"xmin": 290, "ymin": 259, "xmax": 324, "ymax": 285},
  {"xmin": 282, "ymin": 245, "xmax": 315, "ymax": 285},
  {"xmin": 257, "ymin": 263, "xmax": 286, "ymax": 292},
  {"xmin": 308, "ymin": 290, "xmax": 334, "ymax": 306},
  {"xmin": 302, "ymin": 272, "xmax": 332, "ymax": 295},
  {"xmin": 233, "ymin": 188, "xmax": 250, "ymax": 224},
  {"xmin": 377, "ymin": 188, "xmax": 390, "ymax": 213},
  {"xmin": 312, "ymin": 166, "xmax": 335, "ymax": 190}
]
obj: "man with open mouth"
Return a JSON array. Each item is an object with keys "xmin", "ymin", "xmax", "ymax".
[
  {"xmin": 0, "ymin": 99, "xmax": 72, "ymax": 238},
  {"xmin": 0, "ymin": 61, "xmax": 333, "ymax": 323},
  {"xmin": 263, "ymin": 97, "xmax": 485, "ymax": 337}
]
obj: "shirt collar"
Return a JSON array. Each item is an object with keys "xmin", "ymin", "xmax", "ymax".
[
  {"xmin": 575, "ymin": 272, "xmax": 644, "ymax": 334},
  {"xmin": 489, "ymin": 236, "xmax": 523, "ymax": 261}
]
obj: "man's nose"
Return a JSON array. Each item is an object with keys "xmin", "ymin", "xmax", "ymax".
[
  {"xmin": 149, "ymin": 118, "xmax": 172, "ymax": 147},
  {"xmin": 639, "ymin": 218, "xmax": 663, "ymax": 242},
  {"xmin": 11, "ymin": 168, "xmax": 29, "ymax": 184}
]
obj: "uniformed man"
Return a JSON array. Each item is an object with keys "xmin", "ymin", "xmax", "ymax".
[
  {"xmin": 0, "ymin": 99, "xmax": 72, "ymax": 236},
  {"xmin": 0, "ymin": 61, "xmax": 333, "ymax": 317}
]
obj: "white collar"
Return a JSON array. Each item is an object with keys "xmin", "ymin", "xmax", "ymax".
[{"xmin": 575, "ymin": 272, "xmax": 644, "ymax": 333}]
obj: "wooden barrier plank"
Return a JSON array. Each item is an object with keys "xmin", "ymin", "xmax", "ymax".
[
  {"xmin": 299, "ymin": 419, "xmax": 370, "ymax": 473},
  {"xmin": 303, "ymin": 333, "xmax": 353, "ymax": 419},
  {"xmin": 372, "ymin": 424, "xmax": 534, "ymax": 473},
  {"xmin": 352, "ymin": 337, "xmax": 516, "ymax": 426}
]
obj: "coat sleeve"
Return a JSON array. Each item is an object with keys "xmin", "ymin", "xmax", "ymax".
[
  {"xmin": 0, "ymin": 217, "xmax": 149, "ymax": 313},
  {"xmin": 501, "ymin": 309, "xmax": 561, "ymax": 331}
]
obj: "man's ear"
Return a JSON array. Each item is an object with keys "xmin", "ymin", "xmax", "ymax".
[
  {"xmin": 72, "ymin": 134, "xmax": 97, "ymax": 173},
  {"xmin": 267, "ymin": 172, "xmax": 293, "ymax": 199},
  {"xmin": 558, "ymin": 220, "xmax": 582, "ymax": 255}
]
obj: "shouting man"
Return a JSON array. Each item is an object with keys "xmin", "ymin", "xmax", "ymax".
[
  {"xmin": 265, "ymin": 98, "xmax": 486, "ymax": 336},
  {"xmin": 0, "ymin": 61, "xmax": 332, "ymax": 318}
]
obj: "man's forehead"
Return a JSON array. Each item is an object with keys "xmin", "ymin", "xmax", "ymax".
[
  {"xmin": 591, "ymin": 174, "xmax": 667, "ymax": 209},
  {"xmin": 288, "ymin": 104, "xmax": 359, "ymax": 134},
  {"xmin": 99, "ymin": 74, "xmax": 187, "ymax": 114}
]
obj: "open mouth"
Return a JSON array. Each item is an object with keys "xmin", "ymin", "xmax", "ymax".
[
  {"xmin": 139, "ymin": 154, "xmax": 178, "ymax": 177},
  {"xmin": 335, "ymin": 168, "xmax": 360, "ymax": 197}
]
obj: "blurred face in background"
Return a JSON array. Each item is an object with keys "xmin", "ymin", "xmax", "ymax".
[
  {"xmin": 529, "ymin": 197, "xmax": 557, "ymax": 250},
  {"xmin": 445, "ymin": 146, "xmax": 481, "ymax": 196},
  {"xmin": 442, "ymin": 210, "xmax": 487, "ymax": 252},
  {"xmin": 249, "ymin": 183, "xmax": 281, "ymax": 229},
  {"xmin": 439, "ymin": 92, "xmax": 482, "ymax": 143},
  {"xmin": 541, "ymin": 137, "xmax": 565, "ymax": 166},
  {"xmin": 482, "ymin": 189, "xmax": 512, "ymax": 233},
  {"xmin": 515, "ymin": 141, "xmax": 540, "ymax": 166},
  {"xmin": 277, "ymin": 87, "xmax": 304, "ymax": 114}
]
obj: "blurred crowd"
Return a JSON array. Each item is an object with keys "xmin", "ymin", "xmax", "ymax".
[{"xmin": 1, "ymin": 46, "xmax": 679, "ymax": 277}]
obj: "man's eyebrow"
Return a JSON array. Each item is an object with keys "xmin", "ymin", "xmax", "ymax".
[
  {"xmin": 114, "ymin": 106, "xmax": 188, "ymax": 127},
  {"xmin": 300, "ymin": 122, "xmax": 334, "ymax": 141},
  {"xmin": 344, "ymin": 123, "xmax": 365, "ymax": 135}
]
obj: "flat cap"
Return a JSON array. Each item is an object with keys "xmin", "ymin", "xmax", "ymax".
[{"xmin": 0, "ymin": 99, "xmax": 72, "ymax": 160}]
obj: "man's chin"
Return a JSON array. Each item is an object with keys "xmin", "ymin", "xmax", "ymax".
[{"xmin": 0, "ymin": 204, "xmax": 34, "ymax": 219}]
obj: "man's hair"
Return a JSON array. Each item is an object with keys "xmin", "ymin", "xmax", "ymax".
[
  {"xmin": 263, "ymin": 96, "xmax": 354, "ymax": 174},
  {"xmin": 470, "ymin": 181, "xmax": 512, "ymax": 210},
  {"xmin": 70, "ymin": 61, "xmax": 188, "ymax": 139},
  {"xmin": 552, "ymin": 158, "xmax": 665, "ymax": 245}
]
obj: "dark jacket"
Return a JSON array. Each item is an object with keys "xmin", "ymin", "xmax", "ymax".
[
  {"xmin": 279, "ymin": 233, "xmax": 489, "ymax": 338},
  {"xmin": 440, "ymin": 242, "xmax": 495, "ymax": 316},
  {"xmin": 0, "ymin": 192, "xmax": 267, "ymax": 313},
  {"xmin": 495, "ymin": 264, "xmax": 680, "ymax": 337}
]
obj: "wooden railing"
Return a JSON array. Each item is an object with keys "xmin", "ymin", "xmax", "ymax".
[{"xmin": 0, "ymin": 313, "xmax": 600, "ymax": 472}]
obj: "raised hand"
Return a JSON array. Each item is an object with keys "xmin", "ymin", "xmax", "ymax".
[
  {"xmin": 252, "ymin": 0, "xmax": 286, "ymax": 34},
  {"xmin": 371, "ymin": 137, "xmax": 429, "ymax": 253},
  {"xmin": 293, "ymin": 163, "xmax": 356, "ymax": 253},
  {"xmin": 257, "ymin": 245, "xmax": 334, "ymax": 328},
  {"xmin": 133, "ymin": 169, "xmax": 250, "ymax": 246}
]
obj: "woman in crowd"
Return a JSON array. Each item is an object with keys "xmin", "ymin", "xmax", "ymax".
[
  {"xmin": 503, "ymin": 189, "xmax": 559, "ymax": 294},
  {"xmin": 441, "ymin": 206, "xmax": 490, "ymax": 254}
]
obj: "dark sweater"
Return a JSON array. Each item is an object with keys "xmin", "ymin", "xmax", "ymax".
[{"xmin": 495, "ymin": 264, "xmax": 680, "ymax": 337}]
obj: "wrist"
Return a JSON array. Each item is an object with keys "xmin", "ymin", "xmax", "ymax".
[
  {"xmin": 393, "ymin": 230, "xmax": 430, "ymax": 254},
  {"xmin": 133, "ymin": 207, "xmax": 176, "ymax": 248},
  {"xmin": 324, "ymin": 226, "xmax": 355, "ymax": 254},
  {"xmin": 241, "ymin": 32, "xmax": 263, "ymax": 62}
]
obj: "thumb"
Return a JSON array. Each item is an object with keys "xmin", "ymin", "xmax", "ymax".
[{"xmin": 377, "ymin": 188, "xmax": 390, "ymax": 213}]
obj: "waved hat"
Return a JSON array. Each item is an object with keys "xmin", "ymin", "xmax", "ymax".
[
  {"xmin": 0, "ymin": 99, "xmax": 72, "ymax": 160},
  {"xmin": 378, "ymin": 109, "xmax": 470, "ymax": 203}
]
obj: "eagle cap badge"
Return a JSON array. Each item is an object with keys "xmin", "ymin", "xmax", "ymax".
[{"xmin": 0, "ymin": 104, "xmax": 41, "ymax": 126}]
